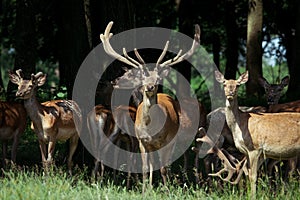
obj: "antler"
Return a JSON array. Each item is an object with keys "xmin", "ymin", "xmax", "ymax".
[
  {"xmin": 31, "ymin": 72, "xmax": 44, "ymax": 81},
  {"xmin": 16, "ymin": 69, "xmax": 24, "ymax": 78},
  {"xmin": 157, "ymin": 24, "xmax": 201, "ymax": 68},
  {"xmin": 196, "ymin": 128, "xmax": 248, "ymax": 184},
  {"xmin": 101, "ymin": 21, "xmax": 201, "ymax": 70},
  {"xmin": 100, "ymin": 21, "xmax": 143, "ymax": 69}
]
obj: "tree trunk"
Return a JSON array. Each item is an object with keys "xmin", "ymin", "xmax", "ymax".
[
  {"xmin": 56, "ymin": 0, "xmax": 90, "ymax": 99},
  {"xmin": 176, "ymin": 0, "xmax": 193, "ymax": 97},
  {"xmin": 246, "ymin": 0, "xmax": 263, "ymax": 97},
  {"xmin": 286, "ymin": 1, "xmax": 300, "ymax": 100},
  {"xmin": 7, "ymin": 0, "xmax": 36, "ymax": 100},
  {"xmin": 224, "ymin": 0, "xmax": 239, "ymax": 79}
]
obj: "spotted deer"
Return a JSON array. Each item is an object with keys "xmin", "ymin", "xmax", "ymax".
[
  {"xmin": 0, "ymin": 87, "xmax": 27, "ymax": 167},
  {"xmin": 87, "ymin": 104, "xmax": 138, "ymax": 188},
  {"xmin": 8, "ymin": 69, "xmax": 81, "ymax": 174},
  {"xmin": 100, "ymin": 21, "xmax": 201, "ymax": 189},
  {"xmin": 214, "ymin": 70, "xmax": 300, "ymax": 197}
]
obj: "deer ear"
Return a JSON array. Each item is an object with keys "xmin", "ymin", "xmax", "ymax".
[
  {"xmin": 215, "ymin": 70, "xmax": 225, "ymax": 83},
  {"xmin": 37, "ymin": 74, "xmax": 47, "ymax": 86},
  {"xmin": 258, "ymin": 77, "xmax": 269, "ymax": 89},
  {"xmin": 281, "ymin": 76, "xmax": 289, "ymax": 87},
  {"xmin": 159, "ymin": 68, "xmax": 171, "ymax": 79},
  {"xmin": 236, "ymin": 71, "xmax": 248, "ymax": 85}
]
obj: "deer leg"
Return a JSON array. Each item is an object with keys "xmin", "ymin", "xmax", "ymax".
[
  {"xmin": 92, "ymin": 159, "xmax": 100, "ymax": 180},
  {"xmin": 131, "ymin": 138, "xmax": 139, "ymax": 185},
  {"xmin": 68, "ymin": 135, "xmax": 79, "ymax": 175},
  {"xmin": 2, "ymin": 141, "xmax": 7, "ymax": 168},
  {"xmin": 10, "ymin": 133, "xmax": 20, "ymax": 167},
  {"xmin": 47, "ymin": 137, "xmax": 56, "ymax": 163},
  {"xmin": 100, "ymin": 161, "xmax": 105, "ymax": 179},
  {"xmin": 139, "ymin": 142, "xmax": 148, "ymax": 193},
  {"xmin": 38, "ymin": 139, "xmax": 47, "ymax": 168},
  {"xmin": 126, "ymin": 140, "xmax": 132, "ymax": 189},
  {"xmin": 182, "ymin": 150, "xmax": 189, "ymax": 182},
  {"xmin": 248, "ymin": 150, "xmax": 262, "ymax": 198},
  {"xmin": 113, "ymin": 138, "xmax": 121, "ymax": 183},
  {"xmin": 266, "ymin": 159, "xmax": 279, "ymax": 177},
  {"xmin": 149, "ymin": 153, "xmax": 155, "ymax": 186},
  {"xmin": 286, "ymin": 157, "xmax": 297, "ymax": 178},
  {"xmin": 159, "ymin": 145, "xmax": 174, "ymax": 185}
]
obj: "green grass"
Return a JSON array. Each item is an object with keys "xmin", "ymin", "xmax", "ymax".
[{"xmin": 0, "ymin": 168, "xmax": 299, "ymax": 200}]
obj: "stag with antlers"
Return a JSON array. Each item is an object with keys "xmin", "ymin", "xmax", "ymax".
[
  {"xmin": 9, "ymin": 70, "xmax": 81, "ymax": 174},
  {"xmin": 100, "ymin": 21, "xmax": 201, "ymax": 189}
]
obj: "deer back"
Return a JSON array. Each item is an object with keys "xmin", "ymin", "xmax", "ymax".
[
  {"xmin": 246, "ymin": 112, "xmax": 300, "ymax": 159},
  {"xmin": 267, "ymin": 100, "xmax": 300, "ymax": 113},
  {"xmin": 39, "ymin": 100, "xmax": 80, "ymax": 129}
]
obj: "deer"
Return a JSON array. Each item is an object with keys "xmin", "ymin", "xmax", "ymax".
[
  {"xmin": 0, "ymin": 88, "xmax": 27, "ymax": 168},
  {"xmin": 258, "ymin": 75, "xmax": 300, "ymax": 113},
  {"xmin": 87, "ymin": 104, "xmax": 138, "ymax": 188},
  {"xmin": 258, "ymin": 75, "xmax": 290, "ymax": 106},
  {"xmin": 214, "ymin": 70, "xmax": 300, "ymax": 197},
  {"xmin": 8, "ymin": 69, "xmax": 81, "ymax": 174},
  {"xmin": 258, "ymin": 75, "xmax": 300, "ymax": 177},
  {"xmin": 100, "ymin": 21, "xmax": 201, "ymax": 189}
]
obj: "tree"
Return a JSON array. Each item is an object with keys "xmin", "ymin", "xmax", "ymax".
[
  {"xmin": 7, "ymin": 0, "xmax": 37, "ymax": 100},
  {"xmin": 246, "ymin": 0, "xmax": 263, "ymax": 97},
  {"xmin": 56, "ymin": 0, "xmax": 90, "ymax": 99},
  {"xmin": 286, "ymin": 0, "xmax": 300, "ymax": 100},
  {"xmin": 224, "ymin": 0, "xmax": 239, "ymax": 79}
]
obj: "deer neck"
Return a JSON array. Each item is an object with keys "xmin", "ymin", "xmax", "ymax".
[
  {"xmin": 23, "ymin": 89, "xmax": 44, "ymax": 124},
  {"xmin": 225, "ymin": 97, "xmax": 249, "ymax": 154},
  {"xmin": 141, "ymin": 92, "xmax": 157, "ymax": 126}
]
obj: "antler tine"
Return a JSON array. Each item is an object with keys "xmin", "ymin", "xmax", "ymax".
[
  {"xmin": 159, "ymin": 24, "xmax": 201, "ymax": 67},
  {"xmin": 122, "ymin": 48, "xmax": 149, "ymax": 76},
  {"xmin": 134, "ymin": 48, "xmax": 145, "ymax": 65},
  {"xmin": 156, "ymin": 41, "xmax": 169, "ymax": 67},
  {"xmin": 123, "ymin": 48, "xmax": 142, "ymax": 67},
  {"xmin": 34, "ymin": 72, "xmax": 44, "ymax": 78},
  {"xmin": 100, "ymin": 21, "xmax": 141, "ymax": 69},
  {"xmin": 16, "ymin": 69, "xmax": 23, "ymax": 78},
  {"xmin": 31, "ymin": 72, "xmax": 44, "ymax": 81}
]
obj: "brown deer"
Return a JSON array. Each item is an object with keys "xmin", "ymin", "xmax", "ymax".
[
  {"xmin": 100, "ymin": 21, "xmax": 201, "ymax": 188},
  {"xmin": 87, "ymin": 104, "xmax": 138, "ymax": 188},
  {"xmin": 8, "ymin": 69, "xmax": 81, "ymax": 174},
  {"xmin": 0, "ymin": 88, "xmax": 27, "ymax": 167},
  {"xmin": 214, "ymin": 70, "xmax": 300, "ymax": 197},
  {"xmin": 259, "ymin": 75, "xmax": 300, "ymax": 177}
]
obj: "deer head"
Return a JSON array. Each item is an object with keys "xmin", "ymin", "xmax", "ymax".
[
  {"xmin": 100, "ymin": 21, "xmax": 201, "ymax": 94},
  {"xmin": 8, "ymin": 69, "xmax": 47, "ymax": 99},
  {"xmin": 215, "ymin": 71, "xmax": 249, "ymax": 101},
  {"xmin": 258, "ymin": 76, "xmax": 289, "ymax": 105}
]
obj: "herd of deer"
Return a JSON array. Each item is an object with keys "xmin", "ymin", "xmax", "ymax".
[{"xmin": 1, "ymin": 21, "xmax": 299, "ymax": 197}]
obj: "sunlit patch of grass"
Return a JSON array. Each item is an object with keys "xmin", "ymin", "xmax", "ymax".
[{"xmin": 0, "ymin": 167, "xmax": 299, "ymax": 200}]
